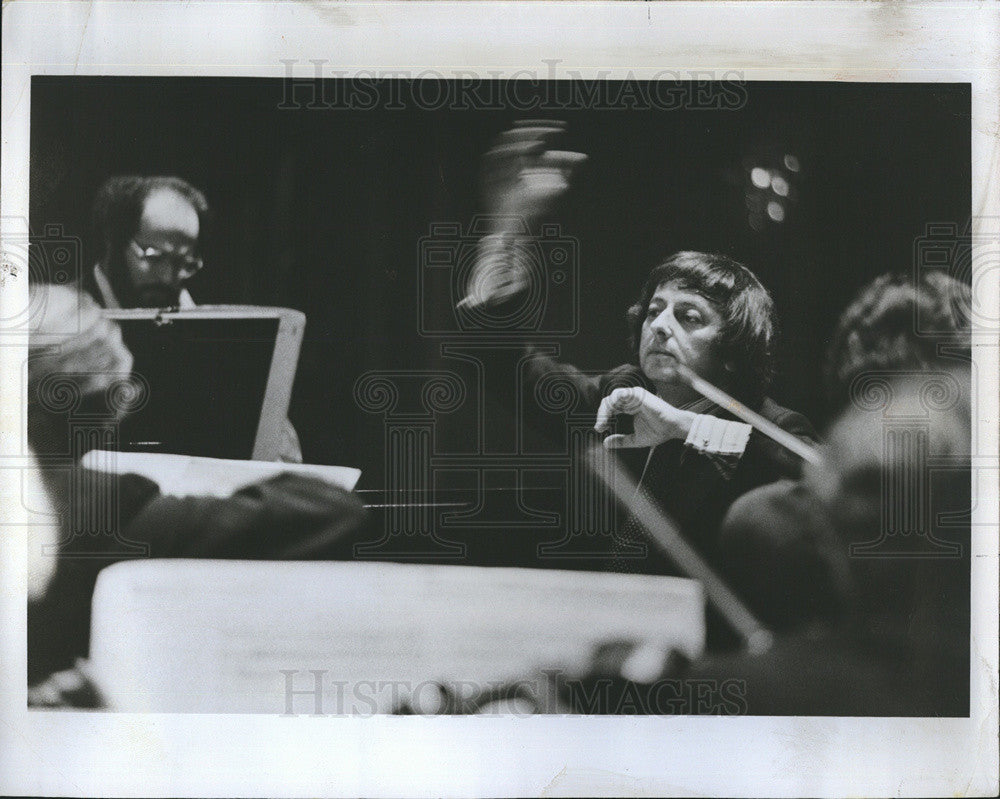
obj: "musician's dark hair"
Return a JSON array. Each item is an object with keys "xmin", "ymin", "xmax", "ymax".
[
  {"xmin": 91, "ymin": 176, "xmax": 209, "ymax": 302},
  {"xmin": 825, "ymin": 271, "xmax": 971, "ymax": 409},
  {"xmin": 626, "ymin": 251, "xmax": 776, "ymax": 404},
  {"xmin": 92, "ymin": 175, "xmax": 209, "ymax": 258}
]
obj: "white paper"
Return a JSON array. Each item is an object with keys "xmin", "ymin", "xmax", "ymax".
[
  {"xmin": 88, "ymin": 559, "xmax": 704, "ymax": 714},
  {"xmin": 79, "ymin": 450, "xmax": 362, "ymax": 497}
]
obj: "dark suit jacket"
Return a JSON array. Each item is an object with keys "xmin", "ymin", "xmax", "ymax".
[{"xmin": 516, "ymin": 350, "xmax": 820, "ymax": 577}]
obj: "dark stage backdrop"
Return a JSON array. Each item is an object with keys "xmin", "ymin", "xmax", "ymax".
[{"xmin": 30, "ymin": 78, "xmax": 971, "ymax": 485}]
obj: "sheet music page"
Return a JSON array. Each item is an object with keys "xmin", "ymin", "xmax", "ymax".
[
  {"xmin": 79, "ymin": 450, "xmax": 362, "ymax": 496},
  {"xmin": 88, "ymin": 560, "xmax": 704, "ymax": 714}
]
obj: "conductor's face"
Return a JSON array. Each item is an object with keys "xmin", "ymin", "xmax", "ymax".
[
  {"xmin": 639, "ymin": 281, "xmax": 728, "ymax": 392},
  {"xmin": 122, "ymin": 188, "xmax": 201, "ymax": 307}
]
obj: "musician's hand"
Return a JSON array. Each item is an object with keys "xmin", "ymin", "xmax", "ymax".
[
  {"xmin": 481, "ymin": 121, "xmax": 587, "ymax": 234},
  {"xmin": 276, "ymin": 417, "xmax": 303, "ymax": 464},
  {"xmin": 594, "ymin": 387, "xmax": 697, "ymax": 448},
  {"xmin": 27, "ymin": 660, "xmax": 104, "ymax": 709},
  {"xmin": 29, "ymin": 284, "xmax": 134, "ymax": 395}
]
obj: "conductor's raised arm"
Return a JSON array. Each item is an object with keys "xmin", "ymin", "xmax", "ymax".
[{"xmin": 459, "ymin": 121, "xmax": 587, "ymax": 309}]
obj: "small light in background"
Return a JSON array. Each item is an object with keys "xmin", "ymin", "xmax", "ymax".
[
  {"xmin": 741, "ymin": 150, "xmax": 803, "ymax": 233},
  {"xmin": 741, "ymin": 150, "xmax": 802, "ymax": 233},
  {"xmin": 750, "ymin": 167, "xmax": 770, "ymax": 189}
]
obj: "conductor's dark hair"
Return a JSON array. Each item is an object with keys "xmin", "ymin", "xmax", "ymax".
[
  {"xmin": 626, "ymin": 251, "xmax": 776, "ymax": 404},
  {"xmin": 825, "ymin": 271, "xmax": 971, "ymax": 408},
  {"xmin": 91, "ymin": 175, "xmax": 209, "ymax": 264}
]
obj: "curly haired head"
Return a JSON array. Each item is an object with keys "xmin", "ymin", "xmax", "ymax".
[
  {"xmin": 626, "ymin": 251, "xmax": 776, "ymax": 404},
  {"xmin": 825, "ymin": 271, "xmax": 971, "ymax": 408}
]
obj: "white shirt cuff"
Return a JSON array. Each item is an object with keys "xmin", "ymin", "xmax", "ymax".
[{"xmin": 684, "ymin": 414, "xmax": 753, "ymax": 476}]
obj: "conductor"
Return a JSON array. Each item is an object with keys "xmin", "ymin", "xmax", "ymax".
[{"xmin": 462, "ymin": 123, "xmax": 819, "ymax": 581}]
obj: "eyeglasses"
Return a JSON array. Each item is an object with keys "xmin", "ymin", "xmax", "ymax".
[{"xmin": 129, "ymin": 239, "xmax": 204, "ymax": 279}]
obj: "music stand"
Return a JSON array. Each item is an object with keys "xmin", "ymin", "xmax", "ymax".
[{"xmin": 103, "ymin": 305, "xmax": 305, "ymax": 461}]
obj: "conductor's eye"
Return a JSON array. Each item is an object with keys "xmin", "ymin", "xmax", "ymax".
[
  {"xmin": 682, "ymin": 309, "xmax": 704, "ymax": 326},
  {"xmin": 646, "ymin": 306, "xmax": 661, "ymax": 320}
]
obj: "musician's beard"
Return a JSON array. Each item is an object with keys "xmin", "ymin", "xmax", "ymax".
[
  {"xmin": 108, "ymin": 252, "xmax": 183, "ymax": 309},
  {"xmin": 134, "ymin": 283, "xmax": 183, "ymax": 308}
]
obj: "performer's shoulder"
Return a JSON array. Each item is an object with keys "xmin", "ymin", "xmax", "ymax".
[{"xmin": 759, "ymin": 396, "xmax": 819, "ymax": 439}]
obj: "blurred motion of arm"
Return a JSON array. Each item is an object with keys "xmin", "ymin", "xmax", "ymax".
[{"xmin": 460, "ymin": 121, "xmax": 587, "ymax": 309}]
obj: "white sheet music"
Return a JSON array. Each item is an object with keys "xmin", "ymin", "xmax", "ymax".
[
  {"xmin": 89, "ymin": 559, "xmax": 705, "ymax": 713},
  {"xmin": 79, "ymin": 450, "xmax": 361, "ymax": 497}
]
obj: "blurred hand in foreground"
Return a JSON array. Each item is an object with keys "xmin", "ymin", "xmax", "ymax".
[
  {"xmin": 460, "ymin": 121, "xmax": 586, "ymax": 309},
  {"xmin": 481, "ymin": 121, "xmax": 587, "ymax": 234}
]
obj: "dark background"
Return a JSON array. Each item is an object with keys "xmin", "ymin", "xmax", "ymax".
[{"xmin": 30, "ymin": 78, "xmax": 971, "ymax": 484}]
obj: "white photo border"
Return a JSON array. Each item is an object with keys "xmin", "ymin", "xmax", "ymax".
[{"xmin": 1, "ymin": 2, "xmax": 997, "ymax": 797}]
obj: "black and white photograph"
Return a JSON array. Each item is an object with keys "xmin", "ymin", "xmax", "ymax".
[{"xmin": 1, "ymin": 2, "xmax": 997, "ymax": 797}]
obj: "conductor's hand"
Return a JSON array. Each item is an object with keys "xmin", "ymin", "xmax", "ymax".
[
  {"xmin": 594, "ymin": 387, "xmax": 697, "ymax": 449},
  {"xmin": 460, "ymin": 122, "xmax": 586, "ymax": 310},
  {"xmin": 481, "ymin": 120, "xmax": 587, "ymax": 234}
]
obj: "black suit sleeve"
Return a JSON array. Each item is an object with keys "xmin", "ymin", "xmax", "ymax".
[
  {"xmin": 731, "ymin": 405, "xmax": 820, "ymax": 492},
  {"xmin": 124, "ymin": 472, "xmax": 367, "ymax": 559}
]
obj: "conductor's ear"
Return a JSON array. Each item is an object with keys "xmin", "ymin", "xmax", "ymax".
[{"xmin": 724, "ymin": 360, "xmax": 737, "ymax": 373}]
